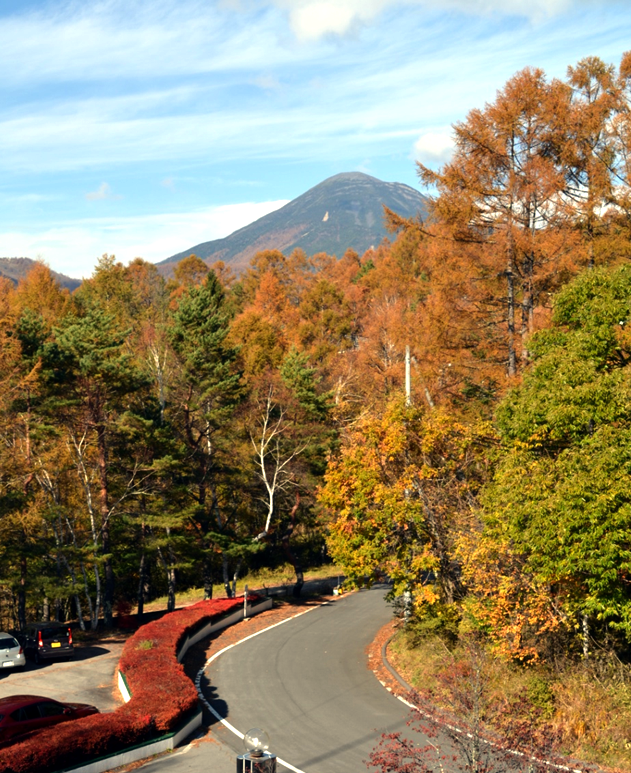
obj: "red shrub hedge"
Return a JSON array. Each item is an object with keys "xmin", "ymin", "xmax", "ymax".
[
  {"xmin": 118, "ymin": 596, "xmax": 246, "ymax": 733},
  {"xmin": 0, "ymin": 596, "xmax": 247, "ymax": 773}
]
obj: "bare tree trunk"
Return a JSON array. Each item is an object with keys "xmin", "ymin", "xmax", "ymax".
[
  {"xmin": 222, "ymin": 554, "xmax": 233, "ymax": 598},
  {"xmin": 521, "ymin": 248, "xmax": 535, "ymax": 367},
  {"xmin": 587, "ymin": 189, "xmax": 595, "ymax": 269},
  {"xmin": 203, "ymin": 555, "xmax": 214, "ymax": 600},
  {"xmin": 137, "ymin": 550, "xmax": 146, "ymax": 621},
  {"xmin": 167, "ymin": 542, "xmax": 176, "ymax": 612},
  {"xmin": 60, "ymin": 552, "xmax": 90, "ymax": 631},
  {"xmin": 282, "ymin": 493, "xmax": 304, "ymax": 598},
  {"xmin": 96, "ymin": 422, "xmax": 114, "ymax": 628},
  {"xmin": 251, "ymin": 386, "xmax": 306, "ymax": 538},
  {"xmin": 72, "ymin": 433, "xmax": 102, "ymax": 629},
  {"xmin": 81, "ymin": 560, "xmax": 99, "ymax": 630},
  {"xmin": 230, "ymin": 561, "xmax": 243, "ymax": 598},
  {"xmin": 148, "ymin": 342, "xmax": 168, "ymax": 425},
  {"xmin": 582, "ymin": 614, "xmax": 590, "ymax": 659},
  {"xmin": 17, "ymin": 557, "xmax": 27, "ymax": 631},
  {"xmin": 413, "ymin": 477, "xmax": 463, "ymax": 604},
  {"xmin": 507, "ymin": 259, "xmax": 517, "ymax": 377},
  {"xmin": 74, "ymin": 595, "xmax": 85, "ymax": 631},
  {"xmin": 157, "ymin": 543, "xmax": 176, "ymax": 613}
]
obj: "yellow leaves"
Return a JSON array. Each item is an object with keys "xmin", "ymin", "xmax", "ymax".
[
  {"xmin": 414, "ymin": 584, "xmax": 440, "ymax": 607},
  {"xmin": 459, "ymin": 531, "xmax": 563, "ymax": 662},
  {"xmin": 320, "ymin": 398, "xmax": 492, "ymax": 606},
  {"xmin": 14, "ymin": 263, "xmax": 71, "ymax": 325},
  {"xmin": 173, "ymin": 254, "xmax": 209, "ymax": 288}
]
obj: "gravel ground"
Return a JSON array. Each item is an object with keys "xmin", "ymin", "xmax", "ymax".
[{"xmin": 0, "ymin": 636, "xmax": 128, "ymax": 711}]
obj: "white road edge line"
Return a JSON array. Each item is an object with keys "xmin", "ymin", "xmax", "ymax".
[
  {"xmin": 196, "ymin": 603, "xmax": 328, "ymax": 773},
  {"xmin": 392, "ymin": 691, "xmax": 583, "ymax": 773},
  {"xmin": 380, "ymin": 629, "xmax": 585, "ymax": 773}
]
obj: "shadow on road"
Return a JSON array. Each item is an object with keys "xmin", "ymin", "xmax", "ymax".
[
  {"xmin": 201, "ymin": 675, "xmax": 229, "ymax": 729},
  {"xmin": 72, "ymin": 645, "xmax": 112, "ymax": 662},
  {"xmin": 0, "ymin": 668, "xmax": 26, "ymax": 680},
  {"xmin": 0, "ymin": 646, "xmax": 112, "ymax": 678}
]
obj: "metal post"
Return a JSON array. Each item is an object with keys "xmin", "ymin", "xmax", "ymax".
[
  {"xmin": 236, "ymin": 752, "xmax": 277, "ymax": 772},
  {"xmin": 403, "ymin": 588, "xmax": 412, "ymax": 627}
]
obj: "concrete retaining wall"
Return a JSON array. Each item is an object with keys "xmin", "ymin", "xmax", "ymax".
[{"xmin": 62, "ymin": 596, "xmax": 273, "ymax": 773}]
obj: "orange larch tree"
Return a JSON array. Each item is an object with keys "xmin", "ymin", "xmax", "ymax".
[{"xmin": 418, "ymin": 67, "xmax": 578, "ymax": 379}]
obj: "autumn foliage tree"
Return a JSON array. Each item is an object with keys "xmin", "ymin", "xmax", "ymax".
[
  {"xmin": 417, "ymin": 67, "xmax": 580, "ymax": 380},
  {"xmin": 463, "ymin": 265, "xmax": 631, "ymax": 661},
  {"xmin": 320, "ymin": 401, "xmax": 492, "ymax": 609},
  {"xmin": 3, "ymin": 52, "xmax": 631, "ymax": 703}
]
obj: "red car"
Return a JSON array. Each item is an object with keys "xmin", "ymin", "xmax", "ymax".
[{"xmin": 0, "ymin": 695, "xmax": 99, "ymax": 746}]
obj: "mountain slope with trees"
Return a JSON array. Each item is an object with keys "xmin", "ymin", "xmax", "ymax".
[
  {"xmin": 0, "ymin": 258, "xmax": 81, "ymax": 290},
  {"xmin": 159, "ymin": 172, "xmax": 429, "ymax": 273},
  {"xmin": 2, "ymin": 50, "xmax": 631, "ymax": 772}
]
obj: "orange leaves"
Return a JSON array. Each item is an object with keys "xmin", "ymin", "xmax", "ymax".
[
  {"xmin": 458, "ymin": 532, "xmax": 563, "ymax": 663},
  {"xmin": 173, "ymin": 254, "xmax": 209, "ymax": 288},
  {"xmin": 413, "ymin": 59, "xmax": 631, "ymax": 383},
  {"xmin": 13, "ymin": 262, "xmax": 71, "ymax": 325},
  {"xmin": 320, "ymin": 401, "xmax": 491, "ymax": 602}
]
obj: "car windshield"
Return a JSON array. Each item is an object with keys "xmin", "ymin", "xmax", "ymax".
[
  {"xmin": 41, "ymin": 628, "xmax": 68, "ymax": 639},
  {"xmin": 0, "ymin": 637, "xmax": 17, "ymax": 649},
  {"xmin": 39, "ymin": 702, "xmax": 65, "ymax": 717}
]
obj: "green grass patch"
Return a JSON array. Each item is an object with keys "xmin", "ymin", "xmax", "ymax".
[{"xmin": 138, "ymin": 564, "xmax": 342, "ymax": 614}]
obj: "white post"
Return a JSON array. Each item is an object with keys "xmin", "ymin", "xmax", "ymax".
[{"xmin": 244, "ymin": 585, "xmax": 248, "ymax": 619}]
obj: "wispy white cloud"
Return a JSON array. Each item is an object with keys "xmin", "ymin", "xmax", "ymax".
[
  {"xmin": 0, "ymin": 0, "xmax": 300, "ymax": 86},
  {"xmin": 412, "ymin": 131, "xmax": 455, "ymax": 166},
  {"xmin": 85, "ymin": 182, "xmax": 122, "ymax": 201},
  {"xmin": 0, "ymin": 1, "xmax": 625, "ymax": 176},
  {"xmin": 272, "ymin": 0, "xmax": 590, "ymax": 40},
  {"xmin": 274, "ymin": 0, "xmax": 389, "ymax": 41},
  {"xmin": 0, "ymin": 17, "xmax": 569, "ymax": 174},
  {"xmin": 0, "ymin": 199, "xmax": 289, "ymax": 278},
  {"xmin": 0, "ymin": 0, "xmax": 594, "ymax": 89},
  {"xmin": 5, "ymin": 193, "xmax": 58, "ymax": 203},
  {"xmin": 0, "ymin": 0, "xmax": 628, "ymax": 281},
  {"xmin": 253, "ymin": 74, "xmax": 283, "ymax": 90}
]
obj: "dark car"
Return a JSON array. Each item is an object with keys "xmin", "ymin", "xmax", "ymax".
[
  {"xmin": 20, "ymin": 622, "xmax": 74, "ymax": 664},
  {"xmin": 0, "ymin": 694, "xmax": 98, "ymax": 746}
]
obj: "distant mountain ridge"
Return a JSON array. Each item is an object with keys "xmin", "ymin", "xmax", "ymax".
[
  {"xmin": 0, "ymin": 258, "xmax": 81, "ymax": 291},
  {"xmin": 159, "ymin": 172, "xmax": 428, "ymax": 273}
]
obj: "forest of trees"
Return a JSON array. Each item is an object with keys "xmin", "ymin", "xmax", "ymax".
[{"xmin": 2, "ymin": 52, "xmax": 631, "ymax": 671}]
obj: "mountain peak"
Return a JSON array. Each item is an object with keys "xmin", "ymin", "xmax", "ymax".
[
  {"xmin": 158, "ymin": 172, "xmax": 427, "ymax": 273},
  {"xmin": 320, "ymin": 171, "xmax": 379, "ymax": 182}
]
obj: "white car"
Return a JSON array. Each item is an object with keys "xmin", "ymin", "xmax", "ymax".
[{"xmin": 0, "ymin": 633, "xmax": 26, "ymax": 672}]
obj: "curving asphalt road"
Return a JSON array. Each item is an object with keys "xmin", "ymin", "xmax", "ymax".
[{"xmin": 202, "ymin": 585, "xmax": 411, "ymax": 772}]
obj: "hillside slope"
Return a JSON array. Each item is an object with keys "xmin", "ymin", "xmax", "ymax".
[
  {"xmin": 159, "ymin": 172, "xmax": 428, "ymax": 273},
  {"xmin": 0, "ymin": 258, "xmax": 81, "ymax": 291}
]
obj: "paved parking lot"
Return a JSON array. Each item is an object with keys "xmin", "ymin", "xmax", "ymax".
[{"xmin": 0, "ymin": 638, "xmax": 126, "ymax": 711}]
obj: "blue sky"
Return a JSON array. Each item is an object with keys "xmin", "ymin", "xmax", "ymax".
[{"xmin": 1, "ymin": 0, "xmax": 630, "ymax": 279}]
